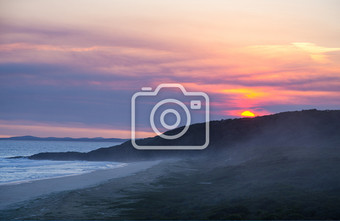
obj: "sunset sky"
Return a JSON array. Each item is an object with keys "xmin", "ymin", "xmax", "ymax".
[{"xmin": 1, "ymin": 0, "xmax": 340, "ymax": 138}]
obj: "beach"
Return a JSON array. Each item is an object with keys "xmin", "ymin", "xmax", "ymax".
[
  {"xmin": 1, "ymin": 155, "xmax": 340, "ymax": 220},
  {"xmin": 0, "ymin": 160, "xmax": 161, "ymax": 210}
]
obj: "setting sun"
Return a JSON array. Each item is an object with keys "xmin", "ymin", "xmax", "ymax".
[{"xmin": 241, "ymin": 111, "xmax": 255, "ymax": 117}]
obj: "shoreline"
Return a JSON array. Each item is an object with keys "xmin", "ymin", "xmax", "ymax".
[{"xmin": 0, "ymin": 160, "xmax": 161, "ymax": 210}]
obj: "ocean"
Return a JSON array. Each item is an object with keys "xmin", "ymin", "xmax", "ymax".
[{"xmin": 0, "ymin": 140, "xmax": 125, "ymax": 184}]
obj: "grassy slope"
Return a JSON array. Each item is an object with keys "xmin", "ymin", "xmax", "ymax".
[{"xmin": 116, "ymin": 157, "xmax": 340, "ymax": 220}]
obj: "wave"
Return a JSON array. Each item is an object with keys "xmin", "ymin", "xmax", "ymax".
[{"xmin": 0, "ymin": 158, "xmax": 126, "ymax": 185}]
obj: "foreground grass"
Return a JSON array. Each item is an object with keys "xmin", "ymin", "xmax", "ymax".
[{"xmin": 115, "ymin": 159, "xmax": 340, "ymax": 220}]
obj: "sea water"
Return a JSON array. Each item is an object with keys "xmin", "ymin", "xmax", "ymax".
[{"xmin": 0, "ymin": 140, "xmax": 125, "ymax": 184}]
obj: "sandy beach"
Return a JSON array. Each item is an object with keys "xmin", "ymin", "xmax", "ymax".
[
  {"xmin": 0, "ymin": 160, "xmax": 161, "ymax": 210},
  {"xmin": 0, "ymin": 159, "xmax": 179, "ymax": 219}
]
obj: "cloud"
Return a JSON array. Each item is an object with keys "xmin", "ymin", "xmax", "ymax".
[
  {"xmin": 1, "ymin": 25, "xmax": 340, "ymax": 137},
  {"xmin": 0, "ymin": 120, "xmax": 153, "ymax": 138},
  {"xmin": 292, "ymin": 42, "xmax": 340, "ymax": 63},
  {"xmin": 246, "ymin": 42, "xmax": 340, "ymax": 65}
]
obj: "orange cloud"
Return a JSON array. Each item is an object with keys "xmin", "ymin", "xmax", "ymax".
[
  {"xmin": 178, "ymin": 80, "xmax": 340, "ymax": 118},
  {"xmin": 220, "ymin": 88, "xmax": 269, "ymax": 99}
]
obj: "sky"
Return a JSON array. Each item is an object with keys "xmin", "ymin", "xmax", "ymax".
[{"xmin": 0, "ymin": 0, "xmax": 340, "ymax": 138}]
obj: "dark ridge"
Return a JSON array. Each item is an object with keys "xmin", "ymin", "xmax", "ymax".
[{"xmin": 27, "ymin": 109, "xmax": 340, "ymax": 162}]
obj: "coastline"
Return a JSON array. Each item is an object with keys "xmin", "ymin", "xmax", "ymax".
[
  {"xmin": 0, "ymin": 160, "xmax": 161, "ymax": 210},
  {"xmin": 1, "ymin": 155, "xmax": 339, "ymax": 220},
  {"xmin": 0, "ymin": 162, "xmax": 127, "ymax": 186}
]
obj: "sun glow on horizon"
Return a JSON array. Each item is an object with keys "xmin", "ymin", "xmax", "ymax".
[{"xmin": 241, "ymin": 111, "xmax": 255, "ymax": 118}]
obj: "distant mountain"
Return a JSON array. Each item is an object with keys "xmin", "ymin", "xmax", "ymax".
[
  {"xmin": 1, "ymin": 135, "xmax": 128, "ymax": 142},
  {"xmin": 27, "ymin": 109, "xmax": 340, "ymax": 162}
]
